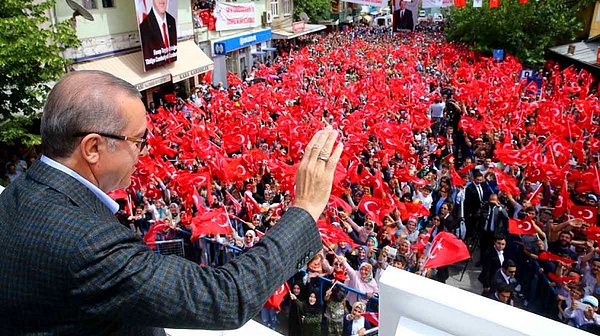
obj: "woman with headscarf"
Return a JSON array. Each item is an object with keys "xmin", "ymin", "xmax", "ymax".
[
  {"xmin": 324, "ymin": 284, "xmax": 346, "ymax": 336},
  {"xmin": 346, "ymin": 245, "xmax": 371, "ymax": 270},
  {"xmin": 340, "ymin": 256, "xmax": 379, "ymax": 307},
  {"xmin": 286, "ymin": 282, "xmax": 306, "ymax": 336},
  {"xmin": 290, "ymin": 289, "xmax": 323, "ymax": 336},
  {"xmin": 342, "ymin": 301, "xmax": 373, "ymax": 336}
]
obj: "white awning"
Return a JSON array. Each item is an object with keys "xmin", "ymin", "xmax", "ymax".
[
  {"xmin": 272, "ymin": 24, "xmax": 327, "ymax": 40},
  {"xmin": 71, "ymin": 40, "xmax": 214, "ymax": 90},
  {"xmin": 72, "ymin": 52, "xmax": 171, "ymax": 92},
  {"xmin": 166, "ymin": 40, "xmax": 214, "ymax": 83}
]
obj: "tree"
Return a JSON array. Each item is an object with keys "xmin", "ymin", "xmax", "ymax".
[
  {"xmin": 294, "ymin": 0, "xmax": 331, "ymax": 23},
  {"xmin": 0, "ymin": 0, "xmax": 79, "ymax": 146},
  {"xmin": 445, "ymin": 0, "xmax": 591, "ymax": 67}
]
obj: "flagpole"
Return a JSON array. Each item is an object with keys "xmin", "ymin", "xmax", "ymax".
[{"xmin": 526, "ymin": 183, "xmax": 543, "ymax": 204}]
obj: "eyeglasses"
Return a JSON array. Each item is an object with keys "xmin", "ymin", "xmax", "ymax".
[
  {"xmin": 333, "ymin": 263, "xmax": 343, "ymax": 267},
  {"xmin": 74, "ymin": 129, "xmax": 148, "ymax": 151}
]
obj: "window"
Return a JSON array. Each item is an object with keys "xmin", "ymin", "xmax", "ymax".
[
  {"xmin": 82, "ymin": 0, "xmax": 97, "ymax": 10},
  {"xmin": 270, "ymin": 0, "xmax": 279, "ymax": 18},
  {"xmin": 282, "ymin": 0, "xmax": 290, "ymax": 15},
  {"xmin": 102, "ymin": 0, "xmax": 114, "ymax": 8}
]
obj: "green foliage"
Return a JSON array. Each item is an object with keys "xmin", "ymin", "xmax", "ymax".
[
  {"xmin": 294, "ymin": 0, "xmax": 331, "ymax": 23},
  {"xmin": 0, "ymin": 0, "xmax": 80, "ymax": 145},
  {"xmin": 445, "ymin": 0, "xmax": 587, "ymax": 67}
]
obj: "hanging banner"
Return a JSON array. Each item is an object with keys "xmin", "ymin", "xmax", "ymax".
[
  {"xmin": 136, "ymin": 0, "xmax": 179, "ymax": 72},
  {"xmin": 422, "ymin": 0, "xmax": 443, "ymax": 8},
  {"xmin": 442, "ymin": 0, "xmax": 454, "ymax": 7},
  {"xmin": 473, "ymin": 0, "xmax": 483, "ymax": 7},
  {"xmin": 342, "ymin": 0, "xmax": 387, "ymax": 8},
  {"xmin": 214, "ymin": 2, "xmax": 259, "ymax": 31}
]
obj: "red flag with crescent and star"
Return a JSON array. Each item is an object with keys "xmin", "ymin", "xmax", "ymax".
[
  {"xmin": 508, "ymin": 216, "xmax": 537, "ymax": 235},
  {"xmin": 570, "ymin": 205, "xmax": 598, "ymax": 226},
  {"xmin": 423, "ymin": 232, "xmax": 470, "ymax": 269},
  {"xmin": 191, "ymin": 208, "xmax": 232, "ymax": 242},
  {"xmin": 265, "ymin": 282, "xmax": 290, "ymax": 310}
]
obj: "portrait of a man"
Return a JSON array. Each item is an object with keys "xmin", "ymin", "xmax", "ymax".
[{"xmin": 138, "ymin": 0, "xmax": 178, "ymax": 71}]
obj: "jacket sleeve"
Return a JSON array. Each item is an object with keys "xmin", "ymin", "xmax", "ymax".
[{"xmin": 68, "ymin": 207, "xmax": 321, "ymax": 330}]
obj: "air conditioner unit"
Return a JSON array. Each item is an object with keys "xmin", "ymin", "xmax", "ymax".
[{"xmin": 262, "ymin": 11, "xmax": 273, "ymax": 24}]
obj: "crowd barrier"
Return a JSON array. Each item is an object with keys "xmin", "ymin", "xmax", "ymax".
[{"xmin": 150, "ymin": 234, "xmax": 559, "ymax": 321}]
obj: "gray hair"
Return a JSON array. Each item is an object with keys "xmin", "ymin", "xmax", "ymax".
[{"xmin": 41, "ymin": 70, "xmax": 141, "ymax": 159}]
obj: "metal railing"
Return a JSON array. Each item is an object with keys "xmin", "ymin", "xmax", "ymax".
[{"xmin": 151, "ymin": 239, "xmax": 185, "ymax": 257}]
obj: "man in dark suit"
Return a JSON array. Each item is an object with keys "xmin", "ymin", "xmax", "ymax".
[
  {"xmin": 392, "ymin": 0, "xmax": 414, "ymax": 32},
  {"xmin": 478, "ymin": 193, "xmax": 509, "ymax": 258},
  {"xmin": 478, "ymin": 234, "xmax": 506, "ymax": 295},
  {"xmin": 0, "ymin": 70, "xmax": 344, "ymax": 335},
  {"xmin": 464, "ymin": 170, "xmax": 490, "ymax": 242},
  {"xmin": 139, "ymin": 0, "xmax": 177, "ymax": 71}
]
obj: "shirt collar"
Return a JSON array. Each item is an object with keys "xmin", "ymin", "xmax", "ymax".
[
  {"xmin": 153, "ymin": 8, "xmax": 167, "ymax": 32},
  {"xmin": 40, "ymin": 155, "xmax": 119, "ymax": 214}
]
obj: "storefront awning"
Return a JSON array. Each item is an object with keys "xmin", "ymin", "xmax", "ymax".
[
  {"xmin": 72, "ymin": 51, "xmax": 171, "ymax": 92},
  {"xmin": 166, "ymin": 40, "xmax": 214, "ymax": 83},
  {"xmin": 272, "ymin": 24, "xmax": 327, "ymax": 40},
  {"xmin": 72, "ymin": 40, "xmax": 214, "ymax": 90}
]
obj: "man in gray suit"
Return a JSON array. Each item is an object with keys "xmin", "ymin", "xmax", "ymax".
[{"xmin": 0, "ymin": 70, "xmax": 343, "ymax": 335}]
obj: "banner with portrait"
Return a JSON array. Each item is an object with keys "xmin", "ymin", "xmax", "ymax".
[
  {"xmin": 214, "ymin": 2, "xmax": 259, "ymax": 31},
  {"xmin": 342, "ymin": 0, "xmax": 387, "ymax": 8},
  {"xmin": 135, "ymin": 0, "xmax": 179, "ymax": 72}
]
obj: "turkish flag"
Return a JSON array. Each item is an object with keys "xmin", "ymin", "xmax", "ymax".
[
  {"xmin": 191, "ymin": 208, "xmax": 232, "ymax": 242},
  {"xmin": 328, "ymin": 194, "xmax": 353, "ymax": 213},
  {"xmin": 265, "ymin": 282, "xmax": 290, "ymax": 310},
  {"xmin": 402, "ymin": 201, "xmax": 431, "ymax": 220},
  {"xmin": 508, "ymin": 216, "xmax": 536, "ymax": 235},
  {"xmin": 225, "ymin": 190, "xmax": 242, "ymax": 214},
  {"xmin": 244, "ymin": 191, "xmax": 262, "ymax": 214},
  {"xmin": 362, "ymin": 312, "xmax": 379, "ymax": 326},
  {"xmin": 451, "ymin": 166, "xmax": 466, "ymax": 187},
  {"xmin": 584, "ymin": 227, "xmax": 600, "ymax": 242},
  {"xmin": 489, "ymin": 0, "xmax": 500, "ymax": 8},
  {"xmin": 143, "ymin": 220, "xmax": 169, "ymax": 247},
  {"xmin": 570, "ymin": 205, "xmax": 598, "ymax": 225},
  {"xmin": 547, "ymin": 272, "xmax": 580, "ymax": 284},
  {"xmin": 423, "ymin": 232, "xmax": 470, "ymax": 269},
  {"xmin": 454, "ymin": 0, "xmax": 466, "ymax": 7},
  {"xmin": 317, "ymin": 220, "xmax": 358, "ymax": 248},
  {"xmin": 357, "ymin": 195, "xmax": 383, "ymax": 225},
  {"xmin": 538, "ymin": 251, "xmax": 576, "ymax": 265},
  {"xmin": 192, "ymin": 187, "xmax": 207, "ymax": 212},
  {"xmin": 518, "ymin": 0, "xmax": 527, "ymax": 3},
  {"xmin": 553, "ymin": 183, "xmax": 573, "ymax": 218},
  {"xmin": 107, "ymin": 189, "xmax": 128, "ymax": 200}
]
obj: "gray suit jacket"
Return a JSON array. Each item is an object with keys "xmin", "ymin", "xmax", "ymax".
[{"xmin": 0, "ymin": 160, "xmax": 321, "ymax": 335}]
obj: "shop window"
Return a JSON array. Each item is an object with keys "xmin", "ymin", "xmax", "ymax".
[
  {"xmin": 270, "ymin": 0, "xmax": 279, "ymax": 18},
  {"xmin": 82, "ymin": 0, "xmax": 98, "ymax": 9},
  {"xmin": 102, "ymin": 0, "xmax": 114, "ymax": 8}
]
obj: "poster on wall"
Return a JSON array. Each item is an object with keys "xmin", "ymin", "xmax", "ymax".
[
  {"xmin": 422, "ymin": 0, "xmax": 443, "ymax": 8},
  {"xmin": 135, "ymin": 0, "xmax": 179, "ymax": 71},
  {"xmin": 341, "ymin": 0, "xmax": 387, "ymax": 8},
  {"xmin": 214, "ymin": 2, "xmax": 259, "ymax": 31}
]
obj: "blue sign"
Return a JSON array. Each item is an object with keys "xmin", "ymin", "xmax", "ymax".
[
  {"xmin": 519, "ymin": 69, "xmax": 535, "ymax": 81},
  {"xmin": 493, "ymin": 49, "xmax": 504, "ymax": 62},
  {"xmin": 213, "ymin": 29, "xmax": 272, "ymax": 56}
]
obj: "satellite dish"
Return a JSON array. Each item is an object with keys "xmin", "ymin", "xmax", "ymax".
[{"xmin": 66, "ymin": 0, "xmax": 95, "ymax": 25}]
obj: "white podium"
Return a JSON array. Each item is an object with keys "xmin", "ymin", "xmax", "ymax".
[
  {"xmin": 166, "ymin": 320, "xmax": 282, "ymax": 336},
  {"xmin": 379, "ymin": 267, "xmax": 590, "ymax": 336}
]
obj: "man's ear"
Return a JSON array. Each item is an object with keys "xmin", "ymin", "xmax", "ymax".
[{"xmin": 79, "ymin": 134, "xmax": 103, "ymax": 164}]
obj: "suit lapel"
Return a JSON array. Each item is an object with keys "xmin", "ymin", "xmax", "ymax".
[{"xmin": 27, "ymin": 161, "xmax": 115, "ymax": 219}]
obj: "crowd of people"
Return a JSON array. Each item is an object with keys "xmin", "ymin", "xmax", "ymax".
[{"xmin": 2, "ymin": 25, "xmax": 599, "ymax": 335}]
